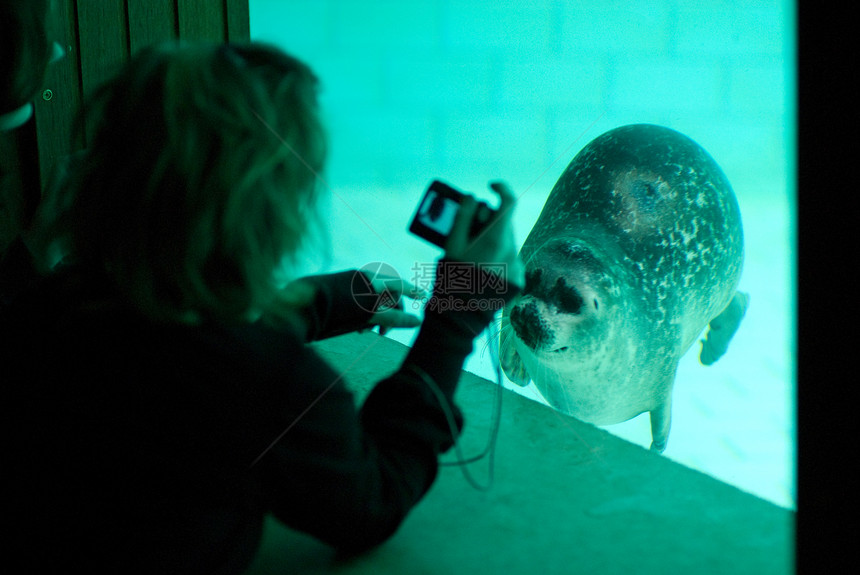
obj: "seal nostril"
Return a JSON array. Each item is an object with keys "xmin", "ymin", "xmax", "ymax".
[
  {"xmin": 593, "ymin": 299, "xmax": 599, "ymax": 310},
  {"xmin": 550, "ymin": 278, "xmax": 583, "ymax": 314}
]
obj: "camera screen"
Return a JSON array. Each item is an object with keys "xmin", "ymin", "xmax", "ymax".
[{"xmin": 416, "ymin": 191, "xmax": 460, "ymax": 236}]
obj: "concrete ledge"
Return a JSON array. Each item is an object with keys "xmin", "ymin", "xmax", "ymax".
[{"xmin": 246, "ymin": 331, "xmax": 793, "ymax": 574}]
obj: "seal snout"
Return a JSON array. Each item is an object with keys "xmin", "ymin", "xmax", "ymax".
[
  {"xmin": 509, "ymin": 301, "xmax": 553, "ymax": 350},
  {"xmin": 523, "ymin": 269, "xmax": 586, "ymax": 315},
  {"xmin": 510, "ymin": 266, "xmax": 600, "ymax": 352}
]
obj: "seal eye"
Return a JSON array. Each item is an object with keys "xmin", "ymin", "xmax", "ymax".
[
  {"xmin": 636, "ymin": 181, "xmax": 657, "ymax": 196},
  {"xmin": 631, "ymin": 180, "xmax": 661, "ymax": 210}
]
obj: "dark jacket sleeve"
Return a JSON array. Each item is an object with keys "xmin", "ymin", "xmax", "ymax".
[
  {"xmin": 295, "ymin": 270, "xmax": 376, "ymax": 341},
  {"xmin": 259, "ymin": 259, "xmax": 520, "ymax": 553}
]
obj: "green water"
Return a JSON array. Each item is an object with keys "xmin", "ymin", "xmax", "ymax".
[{"xmin": 249, "ymin": 0, "xmax": 796, "ymax": 509}]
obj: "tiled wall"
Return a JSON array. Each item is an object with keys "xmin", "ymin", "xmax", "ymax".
[{"xmin": 249, "ymin": 0, "xmax": 792, "ymax": 200}]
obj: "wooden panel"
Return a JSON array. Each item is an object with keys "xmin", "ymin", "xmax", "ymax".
[
  {"xmin": 23, "ymin": 0, "xmax": 250, "ymax": 198},
  {"xmin": 225, "ymin": 0, "xmax": 250, "ymax": 41},
  {"xmin": 76, "ymin": 0, "xmax": 129, "ymax": 97},
  {"xmin": 127, "ymin": 0, "xmax": 178, "ymax": 54},
  {"xmin": 76, "ymin": 0, "xmax": 128, "ymax": 143},
  {"xmin": 177, "ymin": 0, "xmax": 227, "ymax": 41},
  {"xmin": 33, "ymin": 0, "xmax": 83, "ymax": 192}
]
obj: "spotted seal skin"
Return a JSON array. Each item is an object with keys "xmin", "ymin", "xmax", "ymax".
[{"xmin": 500, "ymin": 124, "xmax": 748, "ymax": 452}]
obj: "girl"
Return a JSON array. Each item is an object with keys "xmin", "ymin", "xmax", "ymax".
[{"xmin": 3, "ymin": 41, "xmax": 523, "ymax": 573}]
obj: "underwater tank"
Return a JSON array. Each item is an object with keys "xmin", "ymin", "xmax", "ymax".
[{"xmin": 249, "ymin": 0, "xmax": 795, "ymax": 512}]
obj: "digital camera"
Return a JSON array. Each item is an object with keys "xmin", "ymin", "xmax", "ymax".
[{"xmin": 408, "ymin": 180, "xmax": 495, "ymax": 248}]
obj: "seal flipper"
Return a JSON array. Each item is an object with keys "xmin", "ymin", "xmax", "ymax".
[
  {"xmin": 699, "ymin": 291, "xmax": 750, "ymax": 366},
  {"xmin": 649, "ymin": 394, "xmax": 672, "ymax": 453},
  {"xmin": 500, "ymin": 308, "xmax": 531, "ymax": 387}
]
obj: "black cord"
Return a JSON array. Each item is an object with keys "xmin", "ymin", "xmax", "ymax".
[{"xmin": 409, "ymin": 316, "xmax": 504, "ymax": 492}]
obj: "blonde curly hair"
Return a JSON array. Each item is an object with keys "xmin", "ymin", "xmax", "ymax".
[{"xmin": 52, "ymin": 41, "xmax": 327, "ymax": 324}]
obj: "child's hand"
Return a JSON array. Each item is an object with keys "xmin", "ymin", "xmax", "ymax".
[
  {"xmin": 444, "ymin": 181, "xmax": 525, "ymax": 291},
  {"xmin": 363, "ymin": 275, "xmax": 426, "ymax": 335}
]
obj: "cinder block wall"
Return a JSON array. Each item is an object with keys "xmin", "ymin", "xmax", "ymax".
[{"xmin": 249, "ymin": 0, "xmax": 792, "ymax": 199}]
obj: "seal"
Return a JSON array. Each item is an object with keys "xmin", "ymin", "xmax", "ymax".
[{"xmin": 500, "ymin": 124, "xmax": 748, "ymax": 452}]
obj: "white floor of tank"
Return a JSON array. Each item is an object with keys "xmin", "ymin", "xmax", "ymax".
[{"xmin": 312, "ymin": 186, "xmax": 795, "ymax": 510}]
